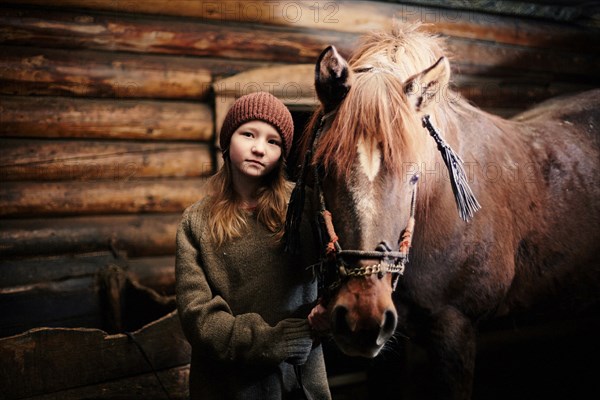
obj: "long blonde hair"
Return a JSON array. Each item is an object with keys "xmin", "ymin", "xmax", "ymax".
[{"xmin": 206, "ymin": 157, "xmax": 292, "ymax": 248}]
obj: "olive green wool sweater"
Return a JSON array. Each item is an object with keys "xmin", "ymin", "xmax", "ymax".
[{"xmin": 176, "ymin": 196, "xmax": 331, "ymax": 400}]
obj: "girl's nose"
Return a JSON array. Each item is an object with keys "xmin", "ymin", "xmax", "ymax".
[{"xmin": 252, "ymin": 141, "xmax": 266, "ymax": 155}]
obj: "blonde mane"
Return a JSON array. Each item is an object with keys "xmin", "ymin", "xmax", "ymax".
[{"xmin": 312, "ymin": 24, "xmax": 467, "ymax": 178}]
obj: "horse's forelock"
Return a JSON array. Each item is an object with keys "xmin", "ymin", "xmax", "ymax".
[
  {"xmin": 309, "ymin": 25, "xmax": 456, "ymax": 182},
  {"xmin": 350, "ymin": 24, "xmax": 447, "ymax": 81},
  {"xmin": 314, "ymin": 71, "xmax": 425, "ymax": 178}
]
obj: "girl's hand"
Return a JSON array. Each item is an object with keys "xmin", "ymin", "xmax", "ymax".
[{"xmin": 308, "ymin": 302, "xmax": 330, "ymax": 335}]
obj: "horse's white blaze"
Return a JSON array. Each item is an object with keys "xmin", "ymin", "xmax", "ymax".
[
  {"xmin": 351, "ymin": 138, "xmax": 381, "ymax": 243},
  {"xmin": 357, "ymin": 138, "xmax": 381, "ymax": 182}
]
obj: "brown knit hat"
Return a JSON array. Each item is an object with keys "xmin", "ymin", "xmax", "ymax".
[{"xmin": 220, "ymin": 92, "xmax": 294, "ymax": 158}]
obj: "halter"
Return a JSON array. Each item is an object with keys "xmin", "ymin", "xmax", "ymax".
[
  {"xmin": 314, "ymin": 155, "xmax": 419, "ymax": 295},
  {"xmin": 284, "ymin": 106, "xmax": 480, "ymax": 300},
  {"xmin": 284, "ymin": 111, "xmax": 416, "ymax": 299}
]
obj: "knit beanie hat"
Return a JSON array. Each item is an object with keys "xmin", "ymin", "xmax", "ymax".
[{"xmin": 220, "ymin": 92, "xmax": 294, "ymax": 158}]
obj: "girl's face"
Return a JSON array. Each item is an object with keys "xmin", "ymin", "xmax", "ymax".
[{"xmin": 228, "ymin": 120, "xmax": 283, "ymax": 180}]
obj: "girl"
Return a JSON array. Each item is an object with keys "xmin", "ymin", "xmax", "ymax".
[{"xmin": 176, "ymin": 92, "xmax": 331, "ymax": 399}]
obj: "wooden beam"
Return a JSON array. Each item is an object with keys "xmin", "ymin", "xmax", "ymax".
[
  {"xmin": 0, "ymin": 276, "xmax": 103, "ymax": 337},
  {"xmin": 0, "ymin": 178, "xmax": 209, "ymax": 217},
  {"xmin": 0, "ymin": 96, "xmax": 213, "ymax": 141},
  {"xmin": 127, "ymin": 256, "xmax": 176, "ymax": 296},
  {"xmin": 0, "ymin": 6, "xmax": 357, "ymax": 63},
  {"xmin": 1, "ymin": 6, "xmax": 597, "ymax": 80},
  {"xmin": 0, "ymin": 253, "xmax": 176, "ymax": 299},
  {"xmin": 0, "ymin": 311, "xmax": 190, "ymax": 399},
  {"xmin": 453, "ymin": 75, "xmax": 590, "ymax": 109},
  {"xmin": 0, "ymin": 214, "xmax": 180, "ymax": 257},
  {"xmin": 0, "ymin": 251, "xmax": 117, "ymax": 288},
  {"xmin": 10, "ymin": 1, "xmax": 599, "ymax": 50},
  {"xmin": 445, "ymin": 37, "xmax": 599, "ymax": 81},
  {"xmin": 214, "ymin": 64, "xmax": 316, "ymax": 106},
  {"xmin": 377, "ymin": 0, "xmax": 599, "ymax": 26},
  {"xmin": 26, "ymin": 364, "xmax": 189, "ymax": 400},
  {"xmin": 0, "ymin": 139, "xmax": 213, "ymax": 181},
  {"xmin": 0, "ymin": 45, "xmax": 212, "ymax": 99}
]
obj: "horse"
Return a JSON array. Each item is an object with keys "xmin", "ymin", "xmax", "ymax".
[{"xmin": 286, "ymin": 25, "xmax": 600, "ymax": 399}]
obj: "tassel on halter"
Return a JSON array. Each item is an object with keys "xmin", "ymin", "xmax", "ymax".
[{"xmin": 422, "ymin": 115, "xmax": 481, "ymax": 221}]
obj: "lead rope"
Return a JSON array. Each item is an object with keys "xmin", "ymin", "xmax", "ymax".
[
  {"xmin": 294, "ymin": 365, "xmax": 315, "ymax": 400},
  {"xmin": 125, "ymin": 332, "xmax": 173, "ymax": 400},
  {"xmin": 285, "ymin": 111, "xmax": 335, "ymax": 255}
]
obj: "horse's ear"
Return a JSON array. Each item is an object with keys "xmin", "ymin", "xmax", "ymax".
[
  {"xmin": 315, "ymin": 45, "xmax": 352, "ymax": 112},
  {"xmin": 403, "ymin": 56, "xmax": 450, "ymax": 112}
]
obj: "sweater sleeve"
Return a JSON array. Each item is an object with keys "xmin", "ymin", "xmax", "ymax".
[{"xmin": 175, "ymin": 209, "xmax": 313, "ymax": 367}]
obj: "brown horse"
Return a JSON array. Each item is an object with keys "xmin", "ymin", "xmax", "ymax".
[{"xmin": 291, "ymin": 25, "xmax": 600, "ymax": 399}]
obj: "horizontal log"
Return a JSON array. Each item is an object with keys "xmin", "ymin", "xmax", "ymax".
[
  {"xmin": 445, "ymin": 37, "xmax": 599, "ymax": 81},
  {"xmin": 0, "ymin": 252, "xmax": 175, "ymax": 298},
  {"xmin": 379, "ymin": 0, "xmax": 599, "ymax": 26},
  {"xmin": 0, "ymin": 251, "xmax": 117, "ymax": 288},
  {"xmin": 0, "ymin": 46, "xmax": 276, "ymax": 98},
  {"xmin": 0, "ymin": 139, "xmax": 213, "ymax": 181},
  {"xmin": 127, "ymin": 256, "xmax": 175, "ymax": 296},
  {"xmin": 0, "ymin": 263, "xmax": 176, "ymax": 337},
  {"xmin": 0, "ymin": 45, "xmax": 211, "ymax": 99},
  {"xmin": 11, "ymin": 1, "xmax": 599, "ymax": 51},
  {"xmin": 0, "ymin": 178, "xmax": 209, "ymax": 217},
  {"xmin": 26, "ymin": 364, "xmax": 189, "ymax": 400},
  {"xmin": 214, "ymin": 64, "xmax": 316, "ymax": 106},
  {"xmin": 0, "ymin": 96, "xmax": 213, "ymax": 141},
  {"xmin": 212, "ymin": 62, "xmax": 591, "ymax": 113},
  {"xmin": 453, "ymin": 75, "xmax": 590, "ymax": 109},
  {"xmin": 0, "ymin": 311, "xmax": 190, "ymax": 399},
  {"xmin": 0, "ymin": 214, "xmax": 180, "ymax": 257},
  {"xmin": 0, "ymin": 7, "xmax": 597, "ymax": 80},
  {"xmin": 0, "ymin": 276, "xmax": 102, "ymax": 338},
  {"xmin": 0, "ymin": 6, "xmax": 357, "ymax": 64}
]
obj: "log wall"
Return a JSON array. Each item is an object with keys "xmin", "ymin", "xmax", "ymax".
[{"xmin": 0, "ymin": 1, "xmax": 598, "ymax": 398}]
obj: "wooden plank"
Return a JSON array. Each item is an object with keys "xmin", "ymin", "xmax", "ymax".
[
  {"xmin": 214, "ymin": 63, "xmax": 316, "ymax": 106},
  {"xmin": 0, "ymin": 252, "xmax": 175, "ymax": 296},
  {"xmin": 0, "ymin": 45, "xmax": 212, "ymax": 99},
  {"xmin": 0, "ymin": 139, "xmax": 213, "ymax": 181},
  {"xmin": 0, "ymin": 96, "xmax": 213, "ymax": 141},
  {"xmin": 0, "ymin": 45, "xmax": 276, "ymax": 97},
  {"xmin": 445, "ymin": 36, "xmax": 599, "ymax": 81},
  {"xmin": 0, "ymin": 311, "xmax": 190, "ymax": 399},
  {"xmin": 25, "ymin": 364, "xmax": 189, "ymax": 400},
  {"xmin": 0, "ymin": 6, "xmax": 357, "ymax": 64},
  {"xmin": 0, "ymin": 251, "xmax": 117, "ymax": 288},
  {"xmin": 0, "ymin": 214, "xmax": 180, "ymax": 257},
  {"xmin": 453, "ymin": 75, "xmax": 590, "ymax": 109},
  {"xmin": 378, "ymin": 0, "xmax": 599, "ymax": 26},
  {"xmin": 127, "ymin": 256, "xmax": 175, "ymax": 296},
  {"xmin": 0, "ymin": 276, "xmax": 102, "ymax": 338},
  {"xmin": 11, "ymin": 1, "xmax": 599, "ymax": 50},
  {"xmin": 0, "ymin": 178, "xmax": 209, "ymax": 217},
  {"xmin": 1, "ymin": 6, "xmax": 597, "ymax": 80}
]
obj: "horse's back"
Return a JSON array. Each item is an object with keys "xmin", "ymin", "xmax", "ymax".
[
  {"xmin": 497, "ymin": 89, "xmax": 600, "ymax": 315},
  {"xmin": 512, "ymin": 89, "xmax": 600, "ymax": 146}
]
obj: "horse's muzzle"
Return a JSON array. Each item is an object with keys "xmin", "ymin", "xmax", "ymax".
[{"xmin": 331, "ymin": 304, "xmax": 397, "ymax": 357}]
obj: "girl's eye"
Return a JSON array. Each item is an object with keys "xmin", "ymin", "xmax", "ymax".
[
  {"xmin": 269, "ymin": 140, "xmax": 281, "ymax": 146},
  {"xmin": 242, "ymin": 132, "xmax": 253, "ymax": 137}
]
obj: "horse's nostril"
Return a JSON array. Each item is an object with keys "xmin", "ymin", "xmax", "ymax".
[
  {"xmin": 375, "ymin": 241, "xmax": 392, "ymax": 252},
  {"xmin": 377, "ymin": 309, "xmax": 397, "ymax": 346},
  {"xmin": 332, "ymin": 305, "xmax": 351, "ymax": 335}
]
